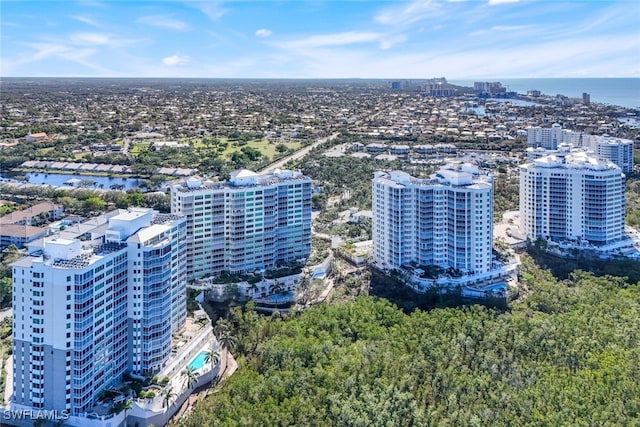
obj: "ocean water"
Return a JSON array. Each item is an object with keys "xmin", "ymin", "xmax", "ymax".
[{"xmin": 451, "ymin": 78, "xmax": 640, "ymax": 109}]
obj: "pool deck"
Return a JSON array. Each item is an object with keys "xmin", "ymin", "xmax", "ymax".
[{"xmin": 187, "ymin": 351, "xmax": 209, "ymax": 371}]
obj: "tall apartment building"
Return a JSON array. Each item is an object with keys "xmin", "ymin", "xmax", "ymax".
[
  {"xmin": 372, "ymin": 164, "xmax": 493, "ymax": 274},
  {"xmin": 474, "ymin": 81, "xmax": 506, "ymax": 95},
  {"xmin": 527, "ymin": 124, "xmax": 634, "ymax": 173},
  {"xmin": 11, "ymin": 208, "xmax": 186, "ymax": 416},
  {"xmin": 526, "ymin": 123, "xmax": 583, "ymax": 149},
  {"xmin": 171, "ymin": 169, "xmax": 312, "ymax": 279},
  {"xmin": 519, "ymin": 152, "xmax": 625, "ymax": 247},
  {"xmin": 582, "ymin": 135, "xmax": 634, "ymax": 174}
]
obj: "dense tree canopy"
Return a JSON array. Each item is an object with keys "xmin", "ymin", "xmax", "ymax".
[{"xmin": 175, "ymin": 256, "xmax": 640, "ymax": 426}]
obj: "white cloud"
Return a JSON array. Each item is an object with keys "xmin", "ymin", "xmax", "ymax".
[
  {"xmin": 379, "ymin": 34, "xmax": 408, "ymax": 50},
  {"xmin": 253, "ymin": 32, "xmax": 640, "ymax": 79},
  {"xmin": 63, "ymin": 32, "xmax": 138, "ymax": 49},
  {"xmin": 255, "ymin": 29, "xmax": 272, "ymax": 38},
  {"xmin": 491, "ymin": 25, "xmax": 530, "ymax": 31},
  {"xmin": 162, "ymin": 55, "xmax": 191, "ymax": 66},
  {"xmin": 3, "ymin": 41, "xmax": 117, "ymax": 76},
  {"xmin": 470, "ymin": 24, "xmax": 533, "ymax": 37},
  {"xmin": 136, "ymin": 15, "xmax": 189, "ymax": 31},
  {"xmin": 71, "ymin": 16, "xmax": 101, "ymax": 27},
  {"xmin": 488, "ymin": 0, "xmax": 520, "ymax": 5},
  {"xmin": 278, "ymin": 31, "xmax": 383, "ymax": 50},
  {"xmin": 374, "ymin": 0, "xmax": 446, "ymax": 27},
  {"xmin": 69, "ymin": 33, "xmax": 112, "ymax": 46},
  {"xmin": 194, "ymin": 2, "xmax": 227, "ymax": 21}
]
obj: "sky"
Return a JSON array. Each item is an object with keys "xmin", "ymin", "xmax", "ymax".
[{"xmin": 1, "ymin": 0, "xmax": 639, "ymax": 79}]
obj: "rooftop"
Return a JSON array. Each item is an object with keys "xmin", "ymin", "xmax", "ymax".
[{"xmin": 0, "ymin": 224, "xmax": 47, "ymax": 238}]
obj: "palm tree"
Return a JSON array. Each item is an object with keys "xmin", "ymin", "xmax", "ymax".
[
  {"xmin": 214, "ymin": 319, "xmax": 230, "ymax": 338},
  {"xmin": 161, "ymin": 386, "xmax": 175, "ymax": 408},
  {"xmin": 217, "ymin": 330, "xmax": 237, "ymax": 379},
  {"xmin": 204, "ymin": 348, "xmax": 221, "ymax": 371},
  {"xmin": 122, "ymin": 398, "xmax": 132, "ymax": 425},
  {"xmin": 269, "ymin": 279, "xmax": 284, "ymax": 295},
  {"xmin": 247, "ymin": 281, "xmax": 259, "ymax": 298},
  {"xmin": 182, "ymin": 366, "xmax": 198, "ymax": 389},
  {"xmin": 295, "ymin": 274, "xmax": 311, "ymax": 305}
]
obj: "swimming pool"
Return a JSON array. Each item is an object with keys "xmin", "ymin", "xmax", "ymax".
[
  {"xmin": 187, "ymin": 351, "xmax": 208, "ymax": 370},
  {"xmin": 266, "ymin": 291, "xmax": 294, "ymax": 302},
  {"xmin": 485, "ymin": 283, "xmax": 507, "ymax": 293},
  {"xmin": 49, "ymin": 219, "xmax": 73, "ymax": 233}
]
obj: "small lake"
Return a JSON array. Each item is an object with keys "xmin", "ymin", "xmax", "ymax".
[
  {"xmin": 486, "ymin": 98, "xmax": 540, "ymax": 107},
  {"xmin": 2, "ymin": 172, "xmax": 148, "ymax": 191}
]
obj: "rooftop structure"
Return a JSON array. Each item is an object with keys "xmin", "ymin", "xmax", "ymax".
[
  {"xmin": 582, "ymin": 134, "xmax": 635, "ymax": 174},
  {"xmin": 171, "ymin": 169, "xmax": 312, "ymax": 279},
  {"xmin": 519, "ymin": 152, "xmax": 626, "ymax": 249},
  {"xmin": 10, "ymin": 208, "xmax": 187, "ymax": 419},
  {"xmin": 0, "ymin": 202, "xmax": 63, "ymax": 226},
  {"xmin": 527, "ymin": 124, "xmax": 634, "ymax": 173},
  {"xmin": 372, "ymin": 163, "xmax": 493, "ymax": 275}
]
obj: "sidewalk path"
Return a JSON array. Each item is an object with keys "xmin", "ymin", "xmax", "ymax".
[{"xmin": 259, "ymin": 133, "xmax": 339, "ymax": 173}]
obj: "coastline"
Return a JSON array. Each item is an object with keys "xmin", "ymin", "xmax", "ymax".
[{"xmin": 451, "ymin": 77, "xmax": 640, "ymax": 109}]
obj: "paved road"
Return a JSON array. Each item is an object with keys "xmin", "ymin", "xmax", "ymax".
[
  {"xmin": 259, "ymin": 132, "xmax": 339, "ymax": 173},
  {"xmin": 122, "ymin": 137, "xmax": 131, "ymax": 155}
]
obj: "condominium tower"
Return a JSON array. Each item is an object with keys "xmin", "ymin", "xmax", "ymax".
[
  {"xmin": 527, "ymin": 123, "xmax": 582, "ymax": 149},
  {"xmin": 372, "ymin": 164, "xmax": 494, "ymax": 274},
  {"xmin": 11, "ymin": 208, "xmax": 186, "ymax": 416},
  {"xmin": 583, "ymin": 136, "xmax": 634, "ymax": 174},
  {"xmin": 171, "ymin": 168, "xmax": 312, "ymax": 279},
  {"xmin": 527, "ymin": 124, "xmax": 634, "ymax": 173},
  {"xmin": 519, "ymin": 152, "xmax": 625, "ymax": 247}
]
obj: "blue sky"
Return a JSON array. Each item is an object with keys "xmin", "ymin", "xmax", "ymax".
[{"xmin": 1, "ymin": 1, "xmax": 639, "ymax": 78}]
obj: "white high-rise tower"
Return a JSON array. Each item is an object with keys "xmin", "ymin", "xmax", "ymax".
[
  {"xmin": 10, "ymin": 208, "xmax": 186, "ymax": 417},
  {"xmin": 519, "ymin": 152, "xmax": 625, "ymax": 247},
  {"xmin": 372, "ymin": 164, "xmax": 493, "ymax": 274},
  {"xmin": 171, "ymin": 169, "xmax": 312, "ymax": 279}
]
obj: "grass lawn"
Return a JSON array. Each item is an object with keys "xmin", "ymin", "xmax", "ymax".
[
  {"xmin": 223, "ymin": 139, "xmax": 301, "ymax": 159},
  {"xmin": 190, "ymin": 137, "xmax": 301, "ymax": 160},
  {"xmin": 129, "ymin": 141, "xmax": 151, "ymax": 155},
  {"xmin": 36, "ymin": 147, "xmax": 55, "ymax": 155}
]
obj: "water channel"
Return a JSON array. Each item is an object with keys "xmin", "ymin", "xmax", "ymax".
[{"xmin": 1, "ymin": 172, "xmax": 150, "ymax": 191}]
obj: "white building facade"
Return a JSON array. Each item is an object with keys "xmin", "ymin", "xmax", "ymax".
[
  {"xmin": 171, "ymin": 169, "xmax": 312, "ymax": 279},
  {"xmin": 526, "ymin": 123, "xmax": 578, "ymax": 149},
  {"xmin": 583, "ymin": 135, "xmax": 634, "ymax": 174},
  {"xmin": 519, "ymin": 152, "xmax": 626, "ymax": 247},
  {"xmin": 11, "ymin": 208, "xmax": 186, "ymax": 417},
  {"xmin": 527, "ymin": 124, "xmax": 634, "ymax": 173},
  {"xmin": 372, "ymin": 164, "xmax": 494, "ymax": 274}
]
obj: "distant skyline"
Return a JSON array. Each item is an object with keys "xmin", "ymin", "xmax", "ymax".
[{"xmin": 1, "ymin": 0, "xmax": 639, "ymax": 79}]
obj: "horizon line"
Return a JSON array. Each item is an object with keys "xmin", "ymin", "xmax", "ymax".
[{"xmin": 2, "ymin": 76, "xmax": 639, "ymax": 80}]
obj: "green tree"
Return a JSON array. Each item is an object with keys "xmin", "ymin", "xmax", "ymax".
[
  {"xmin": 216, "ymin": 330, "xmax": 237, "ymax": 379},
  {"xmin": 269, "ymin": 280, "xmax": 284, "ymax": 295},
  {"xmin": 162, "ymin": 386, "xmax": 175, "ymax": 408},
  {"xmin": 82, "ymin": 195, "xmax": 105, "ymax": 213},
  {"xmin": 182, "ymin": 366, "xmax": 198, "ymax": 389},
  {"xmin": 204, "ymin": 348, "xmax": 221, "ymax": 374},
  {"xmin": 121, "ymin": 399, "xmax": 132, "ymax": 425},
  {"xmin": 126, "ymin": 190, "xmax": 145, "ymax": 207},
  {"xmin": 0, "ymin": 277, "xmax": 12, "ymax": 307}
]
